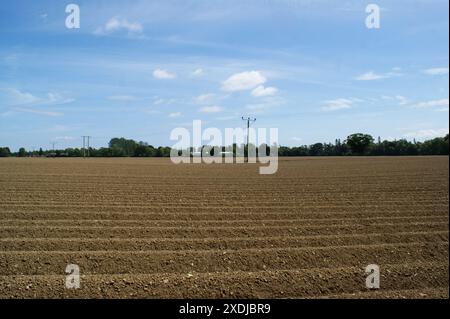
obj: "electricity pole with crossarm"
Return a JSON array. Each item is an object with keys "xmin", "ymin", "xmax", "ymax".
[
  {"xmin": 82, "ymin": 136, "xmax": 91, "ymax": 157},
  {"xmin": 242, "ymin": 117, "xmax": 256, "ymax": 162}
]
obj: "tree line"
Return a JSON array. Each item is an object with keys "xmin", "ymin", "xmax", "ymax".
[
  {"xmin": 0, "ymin": 134, "xmax": 448, "ymax": 158},
  {"xmin": 279, "ymin": 133, "xmax": 449, "ymax": 156},
  {"xmin": 0, "ymin": 138, "xmax": 171, "ymax": 158}
]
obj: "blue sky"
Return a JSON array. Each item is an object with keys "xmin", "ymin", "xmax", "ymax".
[{"xmin": 0, "ymin": 0, "xmax": 448, "ymax": 151}]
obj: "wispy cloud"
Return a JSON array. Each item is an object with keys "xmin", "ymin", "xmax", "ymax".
[
  {"xmin": 13, "ymin": 107, "xmax": 63, "ymax": 117},
  {"xmin": 355, "ymin": 70, "xmax": 401, "ymax": 81},
  {"xmin": 2, "ymin": 89, "xmax": 74, "ymax": 106},
  {"xmin": 215, "ymin": 115, "xmax": 236, "ymax": 121},
  {"xmin": 46, "ymin": 93, "xmax": 74, "ymax": 105},
  {"xmin": 395, "ymin": 95, "xmax": 409, "ymax": 106},
  {"xmin": 54, "ymin": 136, "xmax": 77, "ymax": 141},
  {"xmin": 5, "ymin": 88, "xmax": 40, "ymax": 105},
  {"xmin": 0, "ymin": 110, "xmax": 15, "ymax": 117},
  {"xmin": 153, "ymin": 68, "xmax": 177, "ymax": 80},
  {"xmin": 382, "ymin": 95, "xmax": 410, "ymax": 106},
  {"xmin": 290, "ymin": 137, "xmax": 303, "ymax": 142},
  {"xmin": 48, "ymin": 124, "xmax": 72, "ymax": 132},
  {"xmin": 199, "ymin": 105, "xmax": 224, "ymax": 113},
  {"xmin": 245, "ymin": 96, "xmax": 285, "ymax": 114},
  {"xmin": 245, "ymin": 103, "xmax": 272, "ymax": 111},
  {"xmin": 413, "ymin": 98, "xmax": 449, "ymax": 109},
  {"xmin": 168, "ymin": 112, "xmax": 182, "ymax": 118},
  {"xmin": 153, "ymin": 97, "xmax": 177, "ymax": 105},
  {"xmin": 403, "ymin": 128, "xmax": 449, "ymax": 139},
  {"xmin": 94, "ymin": 17, "xmax": 143, "ymax": 36},
  {"xmin": 423, "ymin": 67, "xmax": 449, "ymax": 76},
  {"xmin": 251, "ymin": 85, "xmax": 278, "ymax": 97},
  {"xmin": 222, "ymin": 71, "xmax": 266, "ymax": 92},
  {"xmin": 108, "ymin": 95, "xmax": 137, "ymax": 101},
  {"xmin": 142, "ymin": 109, "xmax": 161, "ymax": 115},
  {"xmin": 195, "ymin": 93, "xmax": 215, "ymax": 104},
  {"xmin": 321, "ymin": 98, "xmax": 355, "ymax": 111},
  {"xmin": 191, "ymin": 68, "xmax": 204, "ymax": 77}
]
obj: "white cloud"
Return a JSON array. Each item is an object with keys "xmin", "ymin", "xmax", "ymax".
[
  {"xmin": 0, "ymin": 110, "xmax": 14, "ymax": 117},
  {"xmin": 395, "ymin": 95, "xmax": 409, "ymax": 106},
  {"xmin": 403, "ymin": 128, "xmax": 449, "ymax": 139},
  {"xmin": 13, "ymin": 107, "xmax": 63, "ymax": 117},
  {"xmin": 94, "ymin": 17, "xmax": 143, "ymax": 35},
  {"xmin": 143, "ymin": 109, "xmax": 161, "ymax": 115},
  {"xmin": 153, "ymin": 98, "xmax": 165, "ymax": 105},
  {"xmin": 245, "ymin": 96, "xmax": 285, "ymax": 114},
  {"xmin": 251, "ymin": 85, "xmax": 278, "ymax": 97},
  {"xmin": 414, "ymin": 98, "xmax": 449, "ymax": 109},
  {"xmin": 153, "ymin": 69, "xmax": 177, "ymax": 80},
  {"xmin": 192, "ymin": 68, "xmax": 204, "ymax": 77},
  {"xmin": 199, "ymin": 105, "xmax": 223, "ymax": 113},
  {"xmin": 153, "ymin": 97, "xmax": 176, "ymax": 105},
  {"xmin": 54, "ymin": 136, "xmax": 76, "ymax": 141},
  {"xmin": 108, "ymin": 95, "xmax": 137, "ymax": 101},
  {"xmin": 4, "ymin": 54, "xmax": 18, "ymax": 64},
  {"xmin": 46, "ymin": 93, "xmax": 74, "ymax": 104},
  {"xmin": 2, "ymin": 89, "xmax": 74, "ymax": 106},
  {"xmin": 381, "ymin": 95, "xmax": 410, "ymax": 106},
  {"xmin": 246, "ymin": 104, "xmax": 270, "ymax": 111},
  {"xmin": 216, "ymin": 116, "xmax": 236, "ymax": 121},
  {"xmin": 168, "ymin": 112, "xmax": 182, "ymax": 118},
  {"xmin": 222, "ymin": 71, "xmax": 266, "ymax": 92},
  {"xmin": 291, "ymin": 137, "xmax": 303, "ymax": 142},
  {"xmin": 355, "ymin": 71, "xmax": 386, "ymax": 81},
  {"xmin": 195, "ymin": 93, "xmax": 215, "ymax": 104},
  {"xmin": 49, "ymin": 124, "xmax": 71, "ymax": 132},
  {"xmin": 355, "ymin": 70, "xmax": 401, "ymax": 81},
  {"xmin": 6, "ymin": 88, "xmax": 40, "ymax": 105},
  {"xmin": 423, "ymin": 67, "xmax": 449, "ymax": 76},
  {"xmin": 321, "ymin": 98, "xmax": 354, "ymax": 111}
]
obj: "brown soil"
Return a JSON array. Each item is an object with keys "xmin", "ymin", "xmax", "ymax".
[{"xmin": 0, "ymin": 156, "xmax": 448, "ymax": 298}]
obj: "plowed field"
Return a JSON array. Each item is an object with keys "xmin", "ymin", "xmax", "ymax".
[{"xmin": 0, "ymin": 157, "xmax": 448, "ymax": 298}]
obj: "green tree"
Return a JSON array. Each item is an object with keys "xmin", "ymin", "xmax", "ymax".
[
  {"xmin": 156, "ymin": 146, "xmax": 171, "ymax": 157},
  {"xmin": 309, "ymin": 143, "xmax": 324, "ymax": 156},
  {"xmin": 0, "ymin": 147, "xmax": 11, "ymax": 157},
  {"xmin": 134, "ymin": 144, "xmax": 155, "ymax": 157},
  {"xmin": 18, "ymin": 147, "xmax": 27, "ymax": 157},
  {"xmin": 110, "ymin": 146, "xmax": 126, "ymax": 157},
  {"xmin": 109, "ymin": 138, "xmax": 138, "ymax": 157},
  {"xmin": 420, "ymin": 135, "xmax": 449, "ymax": 155},
  {"xmin": 346, "ymin": 133, "xmax": 374, "ymax": 155}
]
